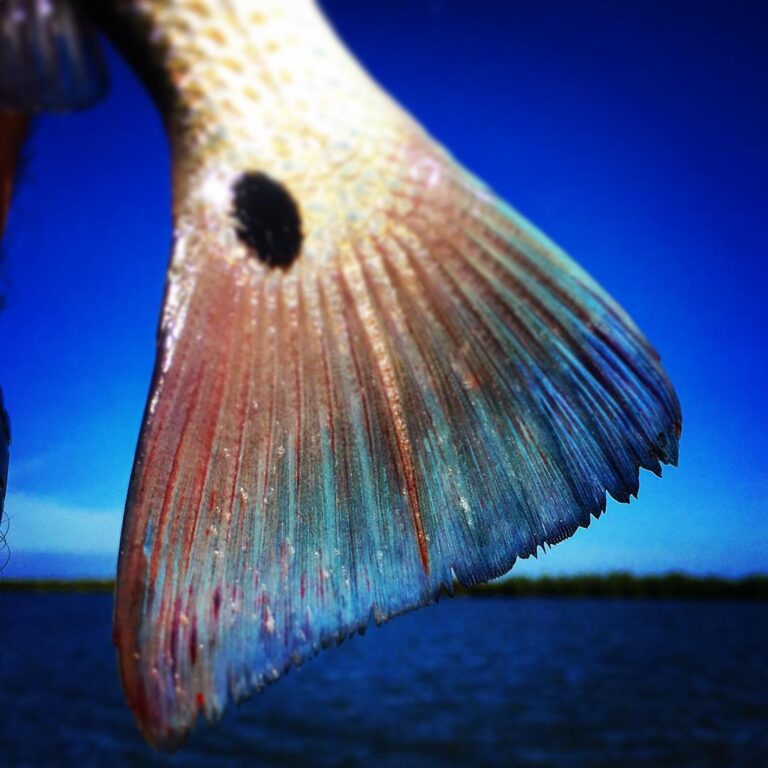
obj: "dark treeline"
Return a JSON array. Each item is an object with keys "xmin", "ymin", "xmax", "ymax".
[
  {"xmin": 1, "ymin": 573, "xmax": 767, "ymax": 600},
  {"xmin": 1, "ymin": 579, "xmax": 115, "ymax": 593},
  {"xmin": 455, "ymin": 572, "xmax": 768, "ymax": 601}
]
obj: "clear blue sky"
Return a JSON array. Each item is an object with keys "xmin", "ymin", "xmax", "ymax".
[{"xmin": 1, "ymin": 1, "xmax": 766, "ymax": 578}]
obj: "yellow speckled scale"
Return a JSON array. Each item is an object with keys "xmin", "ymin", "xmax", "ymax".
[{"xmin": 133, "ymin": 0, "xmax": 416, "ymax": 242}]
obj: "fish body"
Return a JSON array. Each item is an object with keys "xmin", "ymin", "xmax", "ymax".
[{"xmin": 1, "ymin": 0, "xmax": 681, "ymax": 749}]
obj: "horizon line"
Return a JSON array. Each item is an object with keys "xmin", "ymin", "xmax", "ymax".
[{"xmin": 2, "ymin": 572, "xmax": 767, "ymax": 600}]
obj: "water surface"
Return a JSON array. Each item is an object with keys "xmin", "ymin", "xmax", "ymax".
[{"xmin": 1, "ymin": 595, "xmax": 766, "ymax": 766}]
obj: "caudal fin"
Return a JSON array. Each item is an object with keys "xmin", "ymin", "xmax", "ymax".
[
  {"xmin": 112, "ymin": 1, "xmax": 680, "ymax": 748},
  {"xmin": 114, "ymin": 151, "xmax": 680, "ymax": 748}
]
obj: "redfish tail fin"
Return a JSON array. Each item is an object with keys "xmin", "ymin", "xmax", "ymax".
[{"xmin": 113, "ymin": 135, "xmax": 680, "ymax": 747}]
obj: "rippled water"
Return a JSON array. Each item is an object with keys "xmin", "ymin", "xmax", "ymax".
[{"xmin": 1, "ymin": 595, "xmax": 766, "ymax": 766}]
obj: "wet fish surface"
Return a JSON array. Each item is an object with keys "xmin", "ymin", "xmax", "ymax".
[{"xmin": 0, "ymin": 0, "xmax": 681, "ymax": 749}]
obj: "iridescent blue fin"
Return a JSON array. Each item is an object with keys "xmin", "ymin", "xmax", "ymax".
[
  {"xmin": 0, "ymin": 0, "xmax": 107, "ymax": 111},
  {"xmin": 113, "ymin": 138, "xmax": 680, "ymax": 746}
]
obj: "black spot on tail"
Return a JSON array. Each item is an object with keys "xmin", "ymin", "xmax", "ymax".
[{"xmin": 232, "ymin": 172, "xmax": 303, "ymax": 269}]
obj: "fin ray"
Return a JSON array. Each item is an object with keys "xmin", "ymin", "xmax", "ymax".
[{"xmin": 114, "ymin": 48, "xmax": 681, "ymax": 757}]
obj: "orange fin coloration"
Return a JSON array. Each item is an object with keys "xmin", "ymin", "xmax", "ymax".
[{"xmin": 109, "ymin": 1, "xmax": 681, "ymax": 749}]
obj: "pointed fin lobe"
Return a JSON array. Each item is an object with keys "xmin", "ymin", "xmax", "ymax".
[{"xmin": 114, "ymin": 139, "xmax": 680, "ymax": 748}]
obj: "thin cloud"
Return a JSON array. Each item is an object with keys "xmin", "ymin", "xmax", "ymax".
[{"xmin": 3, "ymin": 491, "xmax": 122, "ymax": 555}]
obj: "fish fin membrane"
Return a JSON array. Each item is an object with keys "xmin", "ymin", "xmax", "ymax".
[
  {"xmin": 114, "ymin": 120, "xmax": 680, "ymax": 753},
  {"xmin": 0, "ymin": 0, "xmax": 107, "ymax": 111}
]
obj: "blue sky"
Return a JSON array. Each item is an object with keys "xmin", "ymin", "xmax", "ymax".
[{"xmin": 1, "ymin": 1, "xmax": 766, "ymax": 578}]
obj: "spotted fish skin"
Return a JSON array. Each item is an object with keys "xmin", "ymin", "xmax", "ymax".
[
  {"xmin": 9, "ymin": 0, "xmax": 681, "ymax": 750},
  {"xmin": 96, "ymin": 0, "xmax": 433, "ymax": 267}
]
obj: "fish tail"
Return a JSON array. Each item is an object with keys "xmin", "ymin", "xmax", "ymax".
[{"xmin": 115, "ymin": 158, "xmax": 681, "ymax": 748}]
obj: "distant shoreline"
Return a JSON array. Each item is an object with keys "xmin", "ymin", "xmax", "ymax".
[
  {"xmin": 456, "ymin": 573, "xmax": 768, "ymax": 601},
  {"xmin": 1, "ymin": 573, "xmax": 766, "ymax": 600}
]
